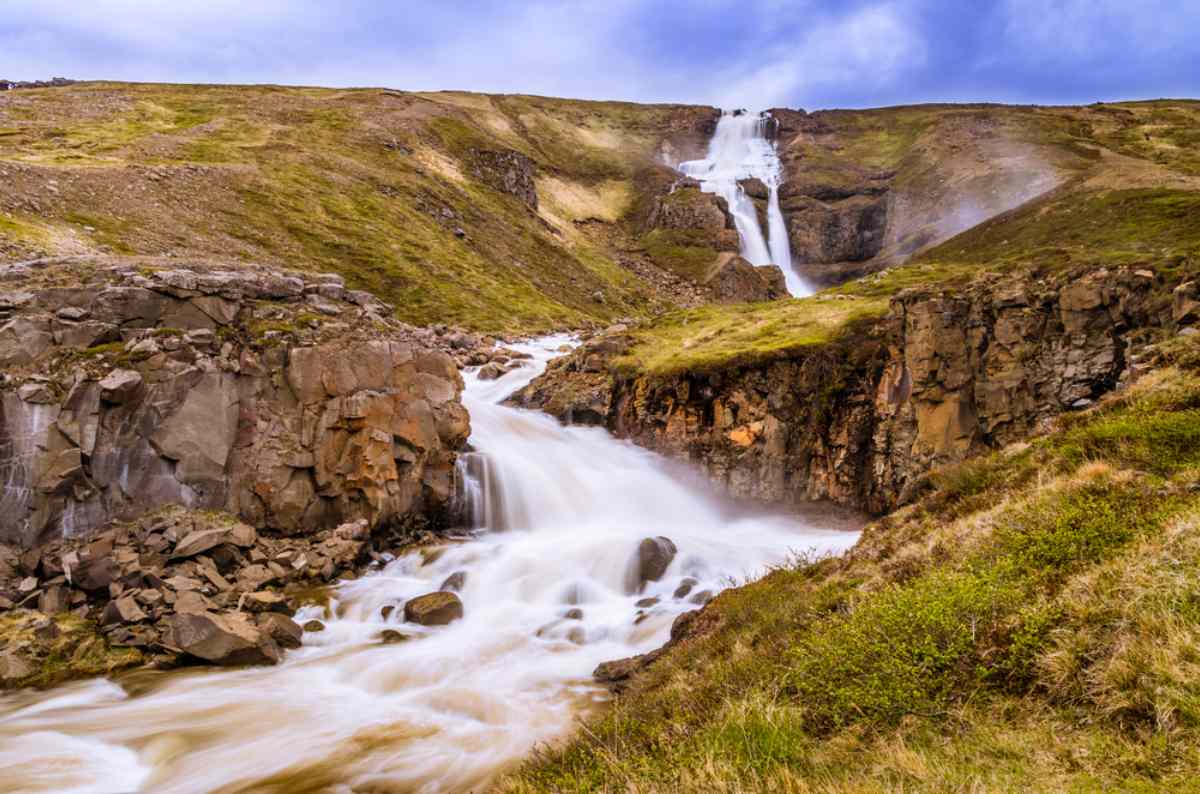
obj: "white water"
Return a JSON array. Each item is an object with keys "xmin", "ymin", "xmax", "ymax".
[
  {"xmin": 0, "ymin": 337, "xmax": 856, "ymax": 794},
  {"xmin": 678, "ymin": 110, "xmax": 810, "ymax": 296}
]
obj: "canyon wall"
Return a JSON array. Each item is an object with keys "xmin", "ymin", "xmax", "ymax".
[
  {"xmin": 0, "ymin": 257, "xmax": 469, "ymax": 549},
  {"xmin": 515, "ymin": 268, "xmax": 1192, "ymax": 513}
]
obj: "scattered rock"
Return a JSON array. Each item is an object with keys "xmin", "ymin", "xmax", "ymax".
[
  {"xmin": 257, "ymin": 613, "xmax": 303, "ymax": 649},
  {"xmin": 439, "ymin": 571, "xmax": 467, "ymax": 592}
]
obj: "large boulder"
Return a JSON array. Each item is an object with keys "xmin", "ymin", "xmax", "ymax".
[
  {"xmin": 404, "ymin": 591, "xmax": 464, "ymax": 626},
  {"xmin": 169, "ymin": 611, "xmax": 282, "ymax": 666},
  {"xmin": 172, "ymin": 522, "xmax": 257, "ymax": 559}
]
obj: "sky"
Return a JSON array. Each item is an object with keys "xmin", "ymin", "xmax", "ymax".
[{"xmin": 1, "ymin": 1, "xmax": 1198, "ymax": 110}]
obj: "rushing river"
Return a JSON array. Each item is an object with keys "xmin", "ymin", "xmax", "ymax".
[{"xmin": 0, "ymin": 336, "xmax": 858, "ymax": 794}]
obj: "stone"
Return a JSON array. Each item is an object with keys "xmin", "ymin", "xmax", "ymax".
[
  {"xmin": 673, "ymin": 578, "xmax": 698, "ymax": 599},
  {"xmin": 169, "ymin": 611, "xmax": 281, "ymax": 666},
  {"xmin": 635, "ymin": 596, "xmax": 660, "ymax": 608},
  {"xmin": 98, "ymin": 369, "xmax": 143, "ymax": 404},
  {"xmin": 17, "ymin": 383, "xmax": 55, "ymax": 404},
  {"xmin": 379, "ymin": 629, "xmax": 409, "ymax": 644},
  {"xmin": 381, "ymin": 604, "xmax": 396, "ymax": 620},
  {"xmin": 439, "ymin": 571, "xmax": 467, "ymax": 592},
  {"xmin": 73, "ymin": 555, "xmax": 116, "ymax": 592},
  {"xmin": 563, "ymin": 608, "xmax": 584, "ymax": 621},
  {"xmin": 404, "ymin": 591, "xmax": 464, "ymax": 626},
  {"xmin": 103, "ymin": 595, "xmax": 148, "ymax": 625},
  {"xmin": 303, "ymin": 619, "xmax": 326, "ymax": 632},
  {"xmin": 240, "ymin": 590, "xmax": 290, "ymax": 614},
  {"xmin": 477, "ymin": 363, "xmax": 504, "ymax": 381},
  {"xmin": 172, "ymin": 523, "xmax": 257, "ymax": 559},
  {"xmin": 626, "ymin": 537, "xmax": 677, "ymax": 593},
  {"xmin": 257, "ymin": 613, "xmax": 303, "ymax": 649}
]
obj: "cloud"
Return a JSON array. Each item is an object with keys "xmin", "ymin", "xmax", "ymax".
[
  {"xmin": 0, "ymin": 1, "xmax": 1195, "ymax": 108},
  {"xmin": 712, "ymin": 2, "xmax": 927, "ymax": 109}
]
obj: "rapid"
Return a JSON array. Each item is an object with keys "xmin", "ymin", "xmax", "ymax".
[
  {"xmin": 0, "ymin": 336, "xmax": 857, "ymax": 794},
  {"xmin": 678, "ymin": 110, "xmax": 810, "ymax": 296}
]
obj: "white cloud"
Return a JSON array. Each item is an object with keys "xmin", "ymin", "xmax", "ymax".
[{"xmin": 712, "ymin": 2, "xmax": 927, "ymax": 109}]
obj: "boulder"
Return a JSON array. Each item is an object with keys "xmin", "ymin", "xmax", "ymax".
[
  {"xmin": 706, "ymin": 255, "xmax": 786, "ymax": 303},
  {"xmin": 257, "ymin": 613, "xmax": 303, "ymax": 649},
  {"xmin": 98, "ymin": 369, "xmax": 143, "ymax": 404},
  {"xmin": 102, "ymin": 595, "xmax": 148, "ymax": 625},
  {"xmin": 240, "ymin": 590, "xmax": 289, "ymax": 614},
  {"xmin": 169, "ymin": 611, "xmax": 281, "ymax": 666},
  {"xmin": 379, "ymin": 629, "xmax": 410, "ymax": 644},
  {"xmin": 626, "ymin": 536, "xmax": 677, "ymax": 593},
  {"xmin": 172, "ymin": 523, "xmax": 257, "ymax": 559},
  {"xmin": 477, "ymin": 363, "xmax": 504, "ymax": 381},
  {"xmin": 404, "ymin": 591, "xmax": 464, "ymax": 626}
]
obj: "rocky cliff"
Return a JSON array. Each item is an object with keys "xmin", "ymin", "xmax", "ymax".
[
  {"xmin": 514, "ymin": 267, "xmax": 1193, "ymax": 513},
  {"xmin": 0, "ymin": 256, "xmax": 469, "ymax": 549}
]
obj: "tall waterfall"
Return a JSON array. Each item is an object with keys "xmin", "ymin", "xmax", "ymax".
[
  {"xmin": 678, "ymin": 110, "xmax": 811, "ymax": 296},
  {"xmin": 0, "ymin": 338, "xmax": 856, "ymax": 794}
]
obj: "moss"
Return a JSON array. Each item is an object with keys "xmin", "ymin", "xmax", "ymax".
[
  {"xmin": 0, "ymin": 611, "xmax": 143, "ymax": 690},
  {"xmin": 639, "ymin": 229, "xmax": 720, "ymax": 282}
]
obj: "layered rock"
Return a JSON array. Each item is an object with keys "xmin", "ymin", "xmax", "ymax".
[
  {"xmin": 513, "ymin": 267, "xmax": 1174, "ymax": 513},
  {"xmin": 0, "ymin": 256, "xmax": 469, "ymax": 548}
]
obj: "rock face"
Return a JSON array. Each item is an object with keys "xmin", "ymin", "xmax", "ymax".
[
  {"xmin": 470, "ymin": 149, "xmax": 538, "ymax": 209},
  {"xmin": 514, "ymin": 267, "xmax": 1172, "ymax": 513},
  {"xmin": 0, "ymin": 257, "xmax": 469, "ymax": 547}
]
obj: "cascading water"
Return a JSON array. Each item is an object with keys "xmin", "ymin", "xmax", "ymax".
[
  {"xmin": 678, "ymin": 110, "xmax": 811, "ymax": 296},
  {"xmin": 0, "ymin": 337, "xmax": 858, "ymax": 794}
]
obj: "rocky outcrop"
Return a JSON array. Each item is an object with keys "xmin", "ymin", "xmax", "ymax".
[
  {"xmin": 470, "ymin": 149, "xmax": 538, "ymax": 209},
  {"xmin": 644, "ymin": 182, "xmax": 740, "ymax": 255},
  {"xmin": 0, "ymin": 506, "xmax": 392, "ymax": 678},
  {"xmin": 707, "ymin": 256, "xmax": 787, "ymax": 303},
  {"xmin": 782, "ymin": 192, "xmax": 889, "ymax": 286},
  {"xmin": 0, "ymin": 257, "xmax": 469, "ymax": 548},
  {"xmin": 514, "ymin": 267, "xmax": 1174, "ymax": 514}
]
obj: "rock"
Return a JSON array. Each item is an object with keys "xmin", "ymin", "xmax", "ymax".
[
  {"xmin": 593, "ymin": 650, "xmax": 662, "ymax": 692},
  {"xmin": 673, "ymin": 578, "xmax": 698, "ymax": 599},
  {"xmin": 379, "ymin": 629, "xmax": 409, "ymax": 644},
  {"xmin": 17, "ymin": 382, "xmax": 55, "ymax": 404},
  {"xmin": 563, "ymin": 608, "xmax": 583, "ymax": 621},
  {"xmin": 303, "ymin": 619, "xmax": 326, "ymax": 632},
  {"xmin": 470, "ymin": 148, "xmax": 538, "ymax": 208},
  {"xmin": 257, "ymin": 613, "xmax": 303, "ymax": 649},
  {"xmin": 98, "ymin": 369, "xmax": 143, "ymax": 404},
  {"xmin": 404, "ymin": 591, "xmax": 464, "ymax": 626},
  {"xmin": 626, "ymin": 537, "xmax": 677, "ymax": 593},
  {"xmin": 0, "ymin": 650, "xmax": 35, "ymax": 684},
  {"xmin": 172, "ymin": 523, "xmax": 257, "ymax": 559},
  {"xmin": 706, "ymin": 255, "xmax": 786, "ymax": 303},
  {"xmin": 439, "ymin": 571, "xmax": 467, "ymax": 592},
  {"xmin": 170, "ymin": 611, "xmax": 281, "ymax": 666},
  {"xmin": 103, "ymin": 595, "xmax": 148, "ymax": 625},
  {"xmin": 240, "ymin": 591, "xmax": 290, "ymax": 614},
  {"xmin": 689, "ymin": 590, "xmax": 714, "ymax": 605},
  {"xmin": 738, "ymin": 177, "xmax": 769, "ymax": 200},
  {"xmin": 73, "ymin": 556, "xmax": 116, "ymax": 592},
  {"xmin": 477, "ymin": 363, "xmax": 504, "ymax": 381},
  {"xmin": 635, "ymin": 596, "xmax": 660, "ymax": 608},
  {"xmin": 380, "ymin": 604, "xmax": 396, "ymax": 620}
]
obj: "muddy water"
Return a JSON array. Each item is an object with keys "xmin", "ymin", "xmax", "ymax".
[{"xmin": 0, "ymin": 336, "xmax": 859, "ymax": 793}]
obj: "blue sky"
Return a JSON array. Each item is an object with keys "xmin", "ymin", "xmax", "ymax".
[{"xmin": 2, "ymin": 1, "xmax": 1198, "ymax": 109}]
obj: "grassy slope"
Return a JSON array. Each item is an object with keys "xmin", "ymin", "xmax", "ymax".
[
  {"xmin": 504, "ymin": 334, "xmax": 1200, "ymax": 793},
  {"xmin": 617, "ymin": 100, "xmax": 1200, "ymax": 376},
  {"xmin": 0, "ymin": 82, "xmax": 709, "ymax": 332}
]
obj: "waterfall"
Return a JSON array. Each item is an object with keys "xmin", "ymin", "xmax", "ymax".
[
  {"xmin": 678, "ymin": 110, "xmax": 811, "ymax": 296},
  {"xmin": 0, "ymin": 337, "xmax": 857, "ymax": 794}
]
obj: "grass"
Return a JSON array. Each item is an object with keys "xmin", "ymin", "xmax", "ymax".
[
  {"xmin": 503, "ymin": 336, "xmax": 1200, "ymax": 792},
  {"xmin": 613, "ymin": 294, "xmax": 888, "ymax": 376},
  {"xmin": 0, "ymin": 82, "xmax": 713, "ymax": 332}
]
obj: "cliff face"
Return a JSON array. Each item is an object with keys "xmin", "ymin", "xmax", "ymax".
[
  {"xmin": 0, "ymin": 257, "xmax": 469, "ymax": 549},
  {"xmin": 514, "ymin": 267, "xmax": 1184, "ymax": 513}
]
